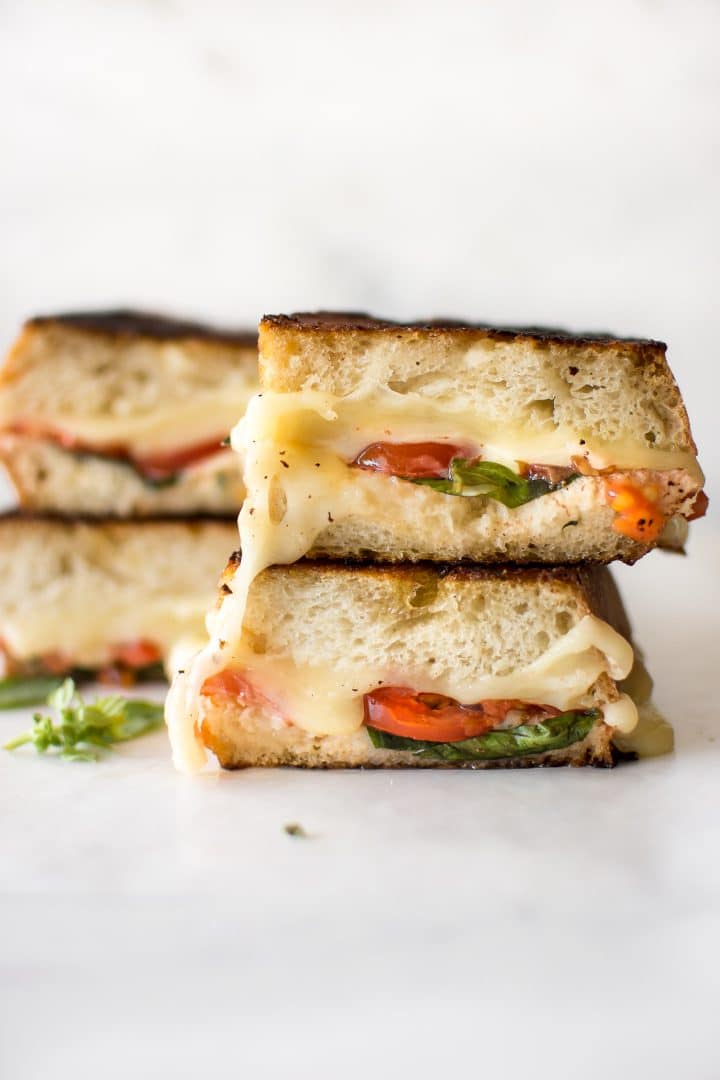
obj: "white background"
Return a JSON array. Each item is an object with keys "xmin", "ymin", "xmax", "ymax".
[{"xmin": 1, "ymin": 3, "xmax": 719, "ymax": 1078}]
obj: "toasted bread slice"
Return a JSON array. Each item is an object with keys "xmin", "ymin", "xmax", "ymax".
[
  {"xmin": 170, "ymin": 559, "xmax": 647, "ymax": 771},
  {"xmin": 241, "ymin": 313, "xmax": 704, "ymax": 565},
  {"xmin": 0, "ymin": 516, "xmax": 237, "ymax": 676},
  {"xmin": 0, "ymin": 310, "xmax": 257, "ymax": 516},
  {"xmin": 260, "ymin": 313, "xmax": 694, "ymax": 452}
]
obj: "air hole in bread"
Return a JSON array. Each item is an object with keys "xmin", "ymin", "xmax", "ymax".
[
  {"xmin": 267, "ymin": 476, "xmax": 287, "ymax": 524},
  {"xmin": 408, "ymin": 580, "xmax": 439, "ymax": 608},
  {"xmin": 535, "ymin": 630, "xmax": 550, "ymax": 651},
  {"xmin": 555, "ymin": 611, "xmax": 573, "ymax": 635},
  {"xmin": 645, "ymin": 431, "xmax": 657, "ymax": 444},
  {"xmin": 527, "ymin": 398, "xmax": 556, "ymax": 423},
  {"xmin": 245, "ymin": 630, "xmax": 267, "ymax": 655}
]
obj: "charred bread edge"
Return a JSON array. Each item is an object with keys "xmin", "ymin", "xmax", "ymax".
[
  {"xmin": 25, "ymin": 309, "xmax": 257, "ymax": 348},
  {"xmin": 261, "ymin": 311, "xmax": 665, "ymax": 351}
]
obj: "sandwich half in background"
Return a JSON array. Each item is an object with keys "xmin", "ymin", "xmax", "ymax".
[
  {"xmin": 0, "ymin": 311, "xmax": 258, "ymax": 517},
  {"xmin": 170, "ymin": 558, "xmax": 669, "ymax": 771},
  {"xmin": 0, "ymin": 309, "xmax": 259, "ymax": 686},
  {"xmin": 0, "ymin": 517, "xmax": 238, "ymax": 683},
  {"xmin": 234, "ymin": 313, "xmax": 707, "ymax": 566}
]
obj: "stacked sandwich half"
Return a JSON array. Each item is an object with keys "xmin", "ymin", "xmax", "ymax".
[
  {"xmin": 0, "ymin": 311, "xmax": 257, "ymax": 683},
  {"xmin": 166, "ymin": 313, "xmax": 707, "ymax": 771}
]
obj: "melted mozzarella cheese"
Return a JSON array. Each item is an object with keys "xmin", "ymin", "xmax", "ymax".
[
  {"xmin": 3, "ymin": 595, "xmax": 212, "ymax": 668},
  {"xmin": 210, "ymin": 614, "xmax": 637, "ymax": 738},
  {"xmin": 166, "ymin": 385, "xmax": 690, "ymax": 771},
  {"xmin": 28, "ymin": 387, "xmax": 256, "ymax": 457},
  {"xmin": 235, "ymin": 389, "xmax": 704, "ymax": 475}
]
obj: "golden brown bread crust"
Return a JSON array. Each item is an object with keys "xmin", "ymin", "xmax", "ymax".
[
  {"xmin": 26, "ymin": 309, "xmax": 257, "ymax": 347},
  {"xmin": 261, "ymin": 311, "xmax": 664, "ymax": 350}
]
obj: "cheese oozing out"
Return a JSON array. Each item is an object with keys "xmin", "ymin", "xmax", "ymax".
[
  {"xmin": 208, "ymin": 614, "xmax": 638, "ymax": 738},
  {"xmin": 165, "ymin": 385, "xmax": 692, "ymax": 771}
]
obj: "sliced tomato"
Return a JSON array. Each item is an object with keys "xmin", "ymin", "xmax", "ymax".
[
  {"xmin": 201, "ymin": 668, "xmax": 257, "ymax": 706},
  {"xmin": 41, "ymin": 651, "xmax": 74, "ymax": 675},
  {"xmin": 8, "ymin": 421, "xmax": 225, "ymax": 481},
  {"xmin": 363, "ymin": 686, "xmax": 558, "ymax": 743},
  {"xmin": 111, "ymin": 640, "xmax": 163, "ymax": 669},
  {"xmin": 133, "ymin": 438, "xmax": 227, "ymax": 481},
  {"xmin": 604, "ymin": 479, "xmax": 666, "ymax": 543},
  {"xmin": 353, "ymin": 441, "xmax": 470, "ymax": 479}
]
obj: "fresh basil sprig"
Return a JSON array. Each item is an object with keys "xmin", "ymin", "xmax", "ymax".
[
  {"xmin": 367, "ymin": 709, "xmax": 599, "ymax": 762},
  {"xmin": 3, "ymin": 678, "xmax": 165, "ymax": 761},
  {"xmin": 412, "ymin": 458, "xmax": 576, "ymax": 508}
]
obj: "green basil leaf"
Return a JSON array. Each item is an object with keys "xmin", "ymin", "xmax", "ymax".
[
  {"xmin": 105, "ymin": 701, "xmax": 165, "ymax": 742},
  {"xmin": 367, "ymin": 709, "xmax": 599, "ymax": 761},
  {"xmin": 0, "ymin": 676, "xmax": 64, "ymax": 710},
  {"xmin": 412, "ymin": 458, "xmax": 577, "ymax": 509},
  {"xmin": 141, "ymin": 472, "xmax": 180, "ymax": 490},
  {"xmin": 48, "ymin": 678, "xmax": 77, "ymax": 711}
]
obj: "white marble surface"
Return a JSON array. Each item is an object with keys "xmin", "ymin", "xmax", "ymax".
[{"xmin": 1, "ymin": 528, "xmax": 719, "ymax": 1079}]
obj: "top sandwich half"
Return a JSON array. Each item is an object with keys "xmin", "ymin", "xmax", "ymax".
[
  {"xmin": 236, "ymin": 312, "xmax": 706, "ymax": 566},
  {"xmin": 0, "ymin": 310, "xmax": 259, "ymax": 518}
]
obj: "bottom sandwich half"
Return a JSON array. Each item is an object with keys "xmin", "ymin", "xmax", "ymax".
[
  {"xmin": 0, "ymin": 516, "xmax": 237, "ymax": 682},
  {"xmin": 171, "ymin": 557, "xmax": 670, "ymax": 771}
]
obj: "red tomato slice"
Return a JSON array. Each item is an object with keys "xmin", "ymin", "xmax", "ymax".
[
  {"xmin": 41, "ymin": 651, "xmax": 74, "ymax": 675},
  {"xmin": 133, "ymin": 438, "xmax": 227, "ymax": 480},
  {"xmin": 363, "ymin": 687, "xmax": 558, "ymax": 743},
  {"xmin": 8, "ymin": 421, "xmax": 225, "ymax": 481},
  {"xmin": 201, "ymin": 668, "xmax": 257, "ymax": 706},
  {"xmin": 353, "ymin": 442, "xmax": 469, "ymax": 479},
  {"xmin": 111, "ymin": 640, "xmax": 163, "ymax": 669},
  {"xmin": 604, "ymin": 480, "xmax": 666, "ymax": 543}
]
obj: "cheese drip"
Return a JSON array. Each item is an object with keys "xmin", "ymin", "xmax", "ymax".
[{"xmin": 165, "ymin": 385, "xmax": 680, "ymax": 771}]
